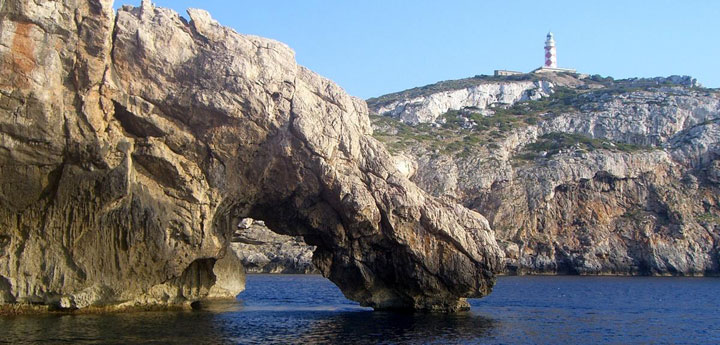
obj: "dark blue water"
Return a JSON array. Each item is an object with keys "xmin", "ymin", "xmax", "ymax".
[{"xmin": 1, "ymin": 275, "xmax": 718, "ymax": 344}]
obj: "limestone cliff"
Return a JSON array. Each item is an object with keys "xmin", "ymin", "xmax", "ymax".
[
  {"xmin": 0, "ymin": 0, "xmax": 502, "ymax": 312},
  {"xmin": 372, "ymin": 74, "xmax": 720, "ymax": 276},
  {"xmin": 368, "ymin": 77, "xmax": 553, "ymax": 124}
]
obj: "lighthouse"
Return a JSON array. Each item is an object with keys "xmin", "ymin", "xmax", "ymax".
[
  {"xmin": 544, "ymin": 32, "xmax": 557, "ymax": 68},
  {"xmin": 497, "ymin": 32, "xmax": 578, "ymax": 76},
  {"xmin": 531, "ymin": 32, "xmax": 576, "ymax": 74}
]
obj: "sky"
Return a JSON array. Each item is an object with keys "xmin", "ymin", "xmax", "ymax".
[{"xmin": 114, "ymin": 1, "xmax": 720, "ymax": 99}]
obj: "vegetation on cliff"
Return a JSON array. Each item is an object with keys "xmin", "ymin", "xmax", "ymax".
[
  {"xmin": 370, "ymin": 72, "xmax": 720, "ymax": 276},
  {"xmin": 514, "ymin": 132, "xmax": 651, "ymax": 162},
  {"xmin": 372, "ymin": 85, "xmax": 601, "ymax": 157}
]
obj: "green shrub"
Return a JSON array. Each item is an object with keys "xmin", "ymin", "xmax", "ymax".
[
  {"xmin": 696, "ymin": 212, "xmax": 720, "ymax": 224},
  {"xmin": 515, "ymin": 132, "xmax": 651, "ymax": 161}
]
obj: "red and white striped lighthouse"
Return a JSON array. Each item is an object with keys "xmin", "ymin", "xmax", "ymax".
[{"xmin": 544, "ymin": 32, "xmax": 557, "ymax": 68}]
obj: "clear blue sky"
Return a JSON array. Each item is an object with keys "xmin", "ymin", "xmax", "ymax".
[{"xmin": 114, "ymin": 1, "xmax": 720, "ymax": 99}]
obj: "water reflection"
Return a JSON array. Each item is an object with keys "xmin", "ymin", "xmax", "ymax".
[
  {"xmin": 200, "ymin": 298, "xmax": 497, "ymax": 344},
  {"xmin": 298, "ymin": 310, "xmax": 496, "ymax": 344},
  {"xmin": 3, "ymin": 275, "xmax": 717, "ymax": 344},
  {"xmin": 0, "ymin": 310, "xmax": 227, "ymax": 344},
  {"xmin": 0, "ymin": 286, "xmax": 496, "ymax": 345}
]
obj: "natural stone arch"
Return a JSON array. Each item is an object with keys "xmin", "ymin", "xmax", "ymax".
[{"xmin": 0, "ymin": 0, "xmax": 502, "ymax": 312}]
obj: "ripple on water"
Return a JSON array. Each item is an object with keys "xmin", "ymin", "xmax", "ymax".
[{"xmin": 0, "ymin": 275, "xmax": 719, "ymax": 344}]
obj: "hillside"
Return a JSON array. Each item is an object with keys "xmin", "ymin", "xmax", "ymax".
[{"xmin": 370, "ymin": 72, "xmax": 720, "ymax": 275}]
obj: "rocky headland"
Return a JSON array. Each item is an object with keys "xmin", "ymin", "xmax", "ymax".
[
  {"xmin": 368, "ymin": 73, "xmax": 720, "ymax": 276},
  {"xmin": 0, "ymin": 0, "xmax": 503, "ymax": 313}
]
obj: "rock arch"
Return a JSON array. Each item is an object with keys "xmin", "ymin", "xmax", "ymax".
[{"xmin": 0, "ymin": 0, "xmax": 501, "ymax": 312}]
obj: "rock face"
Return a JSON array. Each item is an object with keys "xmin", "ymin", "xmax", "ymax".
[
  {"xmin": 0, "ymin": 0, "xmax": 502, "ymax": 312},
  {"xmin": 372, "ymin": 74, "xmax": 720, "ymax": 276},
  {"xmin": 232, "ymin": 219, "xmax": 317, "ymax": 274},
  {"xmin": 368, "ymin": 79, "xmax": 553, "ymax": 124}
]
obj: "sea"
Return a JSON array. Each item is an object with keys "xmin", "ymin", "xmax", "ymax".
[{"xmin": 1, "ymin": 274, "xmax": 718, "ymax": 344}]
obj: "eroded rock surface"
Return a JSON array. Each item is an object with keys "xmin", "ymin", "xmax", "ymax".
[
  {"xmin": 0, "ymin": 0, "xmax": 502, "ymax": 312},
  {"xmin": 372, "ymin": 74, "xmax": 720, "ymax": 276},
  {"xmin": 369, "ymin": 79, "xmax": 553, "ymax": 124}
]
